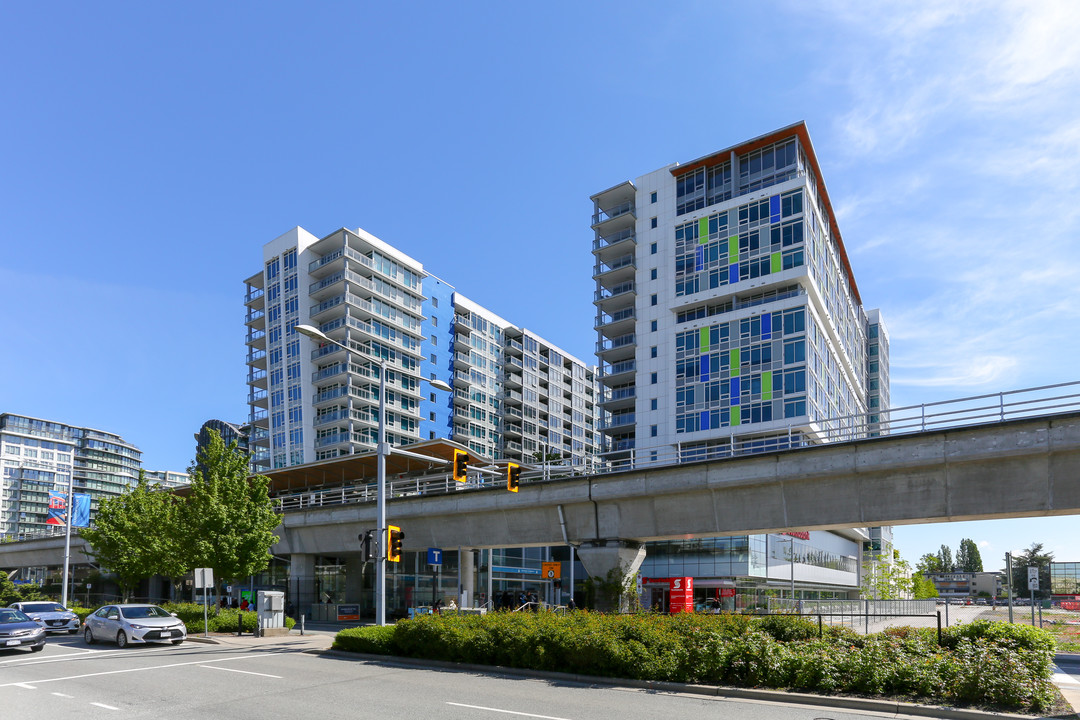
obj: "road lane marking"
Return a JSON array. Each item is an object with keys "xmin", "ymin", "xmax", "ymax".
[
  {"xmin": 91, "ymin": 702, "xmax": 119, "ymax": 710},
  {"xmin": 445, "ymin": 703, "xmax": 573, "ymax": 720},
  {"xmin": 14, "ymin": 683, "xmax": 36, "ymax": 689},
  {"xmin": 200, "ymin": 665, "xmax": 282, "ymax": 679},
  {"xmin": 0, "ymin": 645, "xmax": 176, "ymax": 666},
  {"xmin": 52, "ymin": 692, "xmax": 74, "ymax": 698},
  {"xmin": 0, "ymin": 651, "xmax": 286, "ymax": 688}
]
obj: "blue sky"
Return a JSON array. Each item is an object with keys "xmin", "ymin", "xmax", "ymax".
[{"xmin": 2, "ymin": 1, "xmax": 1078, "ymax": 569}]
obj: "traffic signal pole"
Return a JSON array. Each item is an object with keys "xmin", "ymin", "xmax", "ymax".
[{"xmin": 376, "ymin": 360, "xmax": 388, "ymax": 626}]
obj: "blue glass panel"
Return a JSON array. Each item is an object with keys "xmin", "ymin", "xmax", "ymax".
[
  {"xmin": 695, "ymin": 246, "xmax": 704, "ymax": 272},
  {"xmin": 770, "ymin": 195, "xmax": 781, "ymax": 223},
  {"xmin": 761, "ymin": 313, "xmax": 772, "ymax": 340},
  {"xmin": 730, "ymin": 377, "xmax": 741, "ymax": 404},
  {"xmin": 700, "ymin": 355, "xmax": 710, "ymax": 382},
  {"xmin": 700, "ymin": 410, "xmax": 711, "ymax": 431},
  {"xmin": 729, "ymin": 263, "xmax": 739, "ymax": 283}
]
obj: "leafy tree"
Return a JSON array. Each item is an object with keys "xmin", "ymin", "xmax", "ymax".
[
  {"xmin": 912, "ymin": 574, "xmax": 939, "ymax": 599},
  {"xmin": 937, "ymin": 544, "xmax": 954, "ymax": 573},
  {"xmin": 1010, "ymin": 543, "xmax": 1054, "ymax": 600},
  {"xmin": 916, "ymin": 553, "xmax": 943, "ymax": 574},
  {"xmin": 82, "ymin": 472, "xmax": 179, "ymax": 601},
  {"xmin": 0, "ymin": 569, "xmax": 19, "ymax": 605},
  {"xmin": 956, "ymin": 538, "xmax": 984, "ymax": 572},
  {"xmin": 179, "ymin": 430, "xmax": 280, "ymax": 596},
  {"xmin": 861, "ymin": 551, "xmax": 915, "ymax": 600}
]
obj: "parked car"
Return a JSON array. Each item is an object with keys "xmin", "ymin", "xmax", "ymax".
[
  {"xmin": 9, "ymin": 601, "xmax": 81, "ymax": 634},
  {"xmin": 83, "ymin": 604, "xmax": 187, "ymax": 648},
  {"xmin": 0, "ymin": 608, "xmax": 46, "ymax": 652}
]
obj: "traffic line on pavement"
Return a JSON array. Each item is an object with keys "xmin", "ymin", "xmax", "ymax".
[
  {"xmin": 91, "ymin": 702, "xmax": 119, "ymax": 710},
  {"xmin": 13, "ymin": 683, "xmax": 36, "ymax": 689},
  {"xmin": 0, "ymin": 651, "xmax": 286, "ymax": 688},
  {"xmin": 51, "ymin": 692, "xmax": 74, "ymax": 698},
  {"xmin": 445, "ymin": 702, "xmax": 573, "ymax": 720},
  {"xmin": 200, "ymin": 664, "xmax": 282, "ymax": 678}
]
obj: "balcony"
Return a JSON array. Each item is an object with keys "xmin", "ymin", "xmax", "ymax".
[
  {"xmin": 592, "ymin": 227, "xmax": 636, "ymax": 255},
  {"xmin": 600, "ymin": 385, "xmax": 636, "ymax": 411},
  {"xmin": 601, "ymin": 359, "xmax": 636, "ymax": 385},
  {"xmin": 245, "ymin": 329, "xmax": 266, "ymax": 349},
  {"xmin": 593, "ymin": 254, "xmax": 637, "ymax": 285},
  {"xmin": 595, "ymin": 306, "xmax": 636, "ymax": 338},
  {"xmin": 244, "ymin": 287, "xmax": 264, "ymax": 305},
  {"xmin": 601, "ymin": 413, "xmax": 636, "ymax": 431},
  {"xmin": 245, "ymin": 308, "xmax": 265, "ymax": 326},
  {"xmin": 594, "ymin": 281, "xmax": 636, "ymax": 313},
  {"xmin": 248, "ymin": 368, "xmax": 267, "ymax": 388},
  {"xmin": 596, "ymin": 333, "xmax": 636, "ymax": 363}
]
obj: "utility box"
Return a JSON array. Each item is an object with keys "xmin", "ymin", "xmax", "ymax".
[{"xmin": 257, "ymin": 590, "xmax": 285, "ymax": 631}]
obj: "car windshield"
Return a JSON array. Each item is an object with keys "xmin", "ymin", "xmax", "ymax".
[
  {"xmin": 120, "ymin": 606, "xmax": 172, "ymax": 619},
  {"xmin": 19, "ymin": 602, "xmax": 66, "ymax": 613},
  {"xmin": 0, "ymin": 609, "xmax": 31, "ymax": 623}
]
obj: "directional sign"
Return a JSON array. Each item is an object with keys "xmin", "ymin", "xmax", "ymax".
[
  {"xmin": 541, "ymin": 562, "xmax": 560, "ymax": 580},
  {"xmin": 428, "ymin": 548, "xmax": 443, "ymax": 566},
  {"xmin": 1028, "ymin": 566, "xmax": 1040, "ymax": 591}
]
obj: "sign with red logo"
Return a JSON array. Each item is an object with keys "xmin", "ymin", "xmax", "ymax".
[
  {"xmin": 669, "ymin": 577, "xmax": 693, "ymax": 614},
  {"xmin": 781, "ymin": 531, "xmax": 810, "ymax": 540},
  {"xmin": 719, "ymin": 587, "xmax": 736, "ymax": 598}
]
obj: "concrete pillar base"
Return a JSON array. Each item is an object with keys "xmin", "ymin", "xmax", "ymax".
[
  {"xmin": 459, "ymin": 547, "xmax": 475, "ymax": 607},
  {"xmin": 575, "ymin": 540, "xmax": 646, "ymax": 612}
]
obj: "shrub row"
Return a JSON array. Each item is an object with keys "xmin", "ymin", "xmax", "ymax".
[
  {"xmin": 333, "ymin": 613, "xmax": 1055, "ymax": 712},
  {"xmin": 67, "ymin": 602, "xmax": 294, "ymax": 634}
]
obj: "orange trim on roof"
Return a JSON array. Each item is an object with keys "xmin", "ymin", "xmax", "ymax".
[{"xmin": 669, "ymin": 123, "xmax": 861, "ymax": 305}]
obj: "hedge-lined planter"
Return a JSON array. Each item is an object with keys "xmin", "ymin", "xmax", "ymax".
[{"xmin": 333, "ymin": 613, "xmax": 1055, "ymax": 712}]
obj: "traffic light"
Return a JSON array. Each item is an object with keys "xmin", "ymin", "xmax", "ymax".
[
  {"xmin": 506, "ymin": 463, "xmax": 520, "ymax": 492},
  {"xmin": 359, "ymin": 530, "xmax": 374, "ymax": 562},
  {"xmin": 452, "ymin": 449, "xmax": 468, "ymax": 483},
  {"xmin": 387, "ymin": 525, "xmax": 404, "ymax": 563}
]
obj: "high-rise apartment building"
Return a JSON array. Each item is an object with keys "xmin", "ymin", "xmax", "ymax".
[
  {"xmin": 592, "ymin": 121, "xmax": 888, "ymax": 463},
  {"xmin": 0, "ymin": 413, "xmax": 142, "ymax": 540},
  {"xmin": 245, "ymin": 227, "xmax": 599, "ymax": 470},
  {"xmin": 591, "ymin": 122, "xmax": 891, "ymax": 604}
]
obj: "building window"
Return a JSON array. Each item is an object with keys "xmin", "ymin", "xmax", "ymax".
[
  {"xmin": 651, "ymin": 242, "xmax": 657, "ymax": 255},
  {"xmin": 430, "ymin": 393, "xmax": 437, "ymax": 402},
  {"xmin": 650, "ymin": 191, "xmax": 657, "ymax": 204},
  {"xmin": 431, "ymin": 335, "xmax": 437, "ymax": 346},
  {"xmin": 651, "ymin": 346, "xmax": 657, "ymax": 358},
  {"xmin": 651, "ymin": 268, "xmax": 657, "ymax": 280},
  {"xmin": 651, "ymin": 398, "xmax": 658, "ymax": 411},
  {"xmin": 651, "ymin": 217, "xmax": 658, "ymax": 229},
  {"xmin": 651, "ymin": 372, "xmax": 658, "ymax": 384},
  {"xmin": 431, "ymin": 316, "xmax": 438, "ymax": 327},
  {"xmin": 431, "ymin": 354, "xmax": 437, "ymax": 364},
  {"xmin": 651, "ymin": 294, "xmax": 658, "ymax": 306},
  {"xmin": 651, "ymin": 320, "xmax": 658, "ymax": 332},
  {"xmin": 651, "ymin": 425, "xmax": 658, "ymax": 437},
  {"xmin": 432, "ymin": 297, "xmax": 439, "ymax": 308}
]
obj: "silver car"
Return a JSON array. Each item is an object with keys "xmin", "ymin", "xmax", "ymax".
[
  {"xmin": 83, "ymin": 604, "xmax": 187, "ymax": 648},
  {"xmin": 9, "ymin": 601, "xmax": 81, "ymax": 634},
  {"xmin": 0, "ymin": 608, "xmax": 46, "ymax": 652}
]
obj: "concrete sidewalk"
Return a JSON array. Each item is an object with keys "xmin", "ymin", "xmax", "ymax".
[{"xmin": 186, "ymin": 628, "xmax": 336, "ymax": 652}]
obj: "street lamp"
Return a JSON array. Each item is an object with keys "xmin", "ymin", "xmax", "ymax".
[{"xmin": 296, "ymin": 324, "xmax": 451, "ymax": 626}]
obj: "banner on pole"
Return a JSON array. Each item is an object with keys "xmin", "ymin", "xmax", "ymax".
[{"xmin": 46, "ymin": 492, "xmax": 91, "ymax": 527}]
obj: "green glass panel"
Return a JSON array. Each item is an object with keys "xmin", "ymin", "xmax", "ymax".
[
  {"xmin": 730, "ymin": 348, "xmax": 740, "ymax": 369},
  {"xmin": 771, "ymin": 252, "xmax": 782, "ymax": 274},
  {"xmin": 731, "ymin": 409, "xmax": 741, "ymax": 426},
  {"xmin": 700, "ymin": 327, "xmax": 709, "ymax": 353},
  {"xmin": 762, "ymin": 371, "xmax": 773, "ymax": 401},
  {"xmin": 699, "ymin": 217, "xmax": 709, "ymax": 244},
  {"xmin": 729, "ymin": 235, "xmax": 739, "ymax": 258}
]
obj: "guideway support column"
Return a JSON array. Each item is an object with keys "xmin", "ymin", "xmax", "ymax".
[{"xmin": 575, "ymin": 539, "xmax": 646, "ymax": 612}]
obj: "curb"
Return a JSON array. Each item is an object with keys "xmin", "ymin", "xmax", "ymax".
[{"xmin": 312, "ymin": 649, "xmax": 1048, "ymax": 720}]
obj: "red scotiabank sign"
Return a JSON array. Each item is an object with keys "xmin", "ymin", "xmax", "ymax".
[
  {"xmin": 782, "ymin": 531, "xmax": 810, "ymax": 540},
  {"xmin": 669, "ymin": 577, "xmax": 694, "ymax": 614},
  {"xmin": 719, "ymin": 587, "xmax": 736, "ymax": 598}
]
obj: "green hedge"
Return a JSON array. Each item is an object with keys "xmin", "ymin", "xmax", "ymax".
[
  {"xmin": 332, "ymin": 613, "xmax": 1056, "ymax": 712},
  {"xmin": 72, "ymin": 602, "xmax": 295, "ymax": 634}
]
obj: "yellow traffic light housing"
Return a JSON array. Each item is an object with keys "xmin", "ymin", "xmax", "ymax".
[
  {"xmin": 387, "ymin": 525, "xmax": 404, "ymax": 562},
  {"xmin": 452, "ymin": 449, "xmax": 468, "ymax": 483},
  {"xmin": 507, "ymin": 463, "xmax": 520, "ymax": 492}
]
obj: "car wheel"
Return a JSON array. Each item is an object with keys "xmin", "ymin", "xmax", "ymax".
[
  {"xmin": 30, "ymin": 644, "xmax": 44, "ymax": 653},
  {"xmin": 116, "ymin": 631, "xmax": 128, "ymax": 649},
  {"xmin": 84, "ymin": 627, "xmax": 95, "ymax": 644},
  {"xmin": 171, "ymin": 639, "xmax": 184, "ymax": 645}
]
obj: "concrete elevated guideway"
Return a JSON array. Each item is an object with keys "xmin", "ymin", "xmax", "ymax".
[
  {"xmin": 275, "ymin": 412, "xmax": 1080, "ymax": 553},
  {"xmin": 2, "ymin": 411, "xmax": 1079, "ymax": 588}
]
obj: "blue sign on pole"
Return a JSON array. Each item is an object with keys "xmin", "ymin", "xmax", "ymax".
[{"xmin": 427, "ymin": 548, "xmax": 443, "ymax": 566}]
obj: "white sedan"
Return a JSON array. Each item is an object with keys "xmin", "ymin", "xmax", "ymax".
[
  {"xmin": 83, "ymin": 604, "xmax": 187, "ymax": 647},
  {"xmin": 8, "ymin": 601, "xmax": 81, "ymax": 634}
]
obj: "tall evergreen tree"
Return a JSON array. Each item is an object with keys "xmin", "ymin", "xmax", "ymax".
[
  {"xmin": 1010, "ymin": 543, "xmax": 1054, "ymax": 600},
  {"xmin": 937, "ymin": 544, "xmax": 954, "ymax": 573},
  {"xmin": 956, "ymin": 538, "xmax": 984, "ymax": 572}
]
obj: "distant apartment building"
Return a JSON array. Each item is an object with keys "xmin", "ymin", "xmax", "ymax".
[
  {"xmin": 244, "ymin": 227, "xmax": 599, "ymax": 471},
  {"xmin": 143, "ymin": 470, "xmax": 190, "ymax": 489},
  {"xmin": 925, "ymin": 571, "xmax": 1003, "ymax": 600},
  {"xmin": 590, "ymin": 122, "xmax": 892, "ymax": 604},
  {"xmin": 0, "ymin": 413, "xmax": 142, "ymax": 539}
]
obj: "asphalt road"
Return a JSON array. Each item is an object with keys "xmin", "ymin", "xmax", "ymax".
[{"xmin": 0, "ymin": 633, "xmax": 951, "ymax": 720}]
